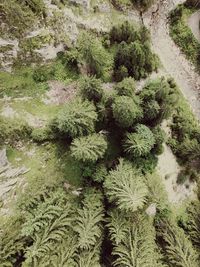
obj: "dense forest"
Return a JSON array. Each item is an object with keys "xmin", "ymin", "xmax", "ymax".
[{"xmin": 0, "ymin": 0, "xmax": 200, "ymax": 266}]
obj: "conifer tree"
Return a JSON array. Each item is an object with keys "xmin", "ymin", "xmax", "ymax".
[
  {"xmin": 70, "ymin": 133, "xmax": 107, "ymax": 162},
  {"xmin": 112, "ymin": 96, "xmax": 142, "ymax": 127},
  {"xmin": 104, "ymin": 159, "xmax": 147, "ymax": 212},
  {"xmin": 79, "ymin": 75, "xmax": 104, "ymax": 103},
  {"xmin": 56, "ymin": 98, "xmax": 98, "ymax": 138},
  {"xmin": 108, "ymin": 212, "xmax": 165, "ymax": 267},
  {"xmin": 124, "ymin": 124, "xmax": 155, "ymax": 157}
]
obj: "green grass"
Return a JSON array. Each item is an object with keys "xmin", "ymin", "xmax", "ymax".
[{"xmin": 7, "ymin": 142, "xmax": 83, "ymax": 189}]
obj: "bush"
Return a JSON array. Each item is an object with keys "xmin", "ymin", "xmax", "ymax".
[
  {"xmin": 0, "ymin": 117, "xmax": 32, "ymax": 144},
  {"xmin": 131, "ymin": 0, "xmax": 155, "ymax": 12},
  {"xmin": 31, "ymin": 127, "xmax": 55, "ymax": 143},
  {"xmin": 114, "ymin": 77, "xmax": 135, "ymax": 97},
  {"xmin": 169, "ymin": 5, "xmax": 200, "ymax": 66}
]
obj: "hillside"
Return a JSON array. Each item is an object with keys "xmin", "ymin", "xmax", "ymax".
[{"xmin": 0, "ymin": 0, "xmax": 200, "ymax": 266}]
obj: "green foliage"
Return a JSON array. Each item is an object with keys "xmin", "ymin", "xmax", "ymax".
[
  {"xmin": 131, "ymin": 0, "xmax": 155, "ymax": 12},
  {"xmin": 74, "ymin": 189, "xmax": 104, "ymax": 250},
  {"xmin": 55, "ymin": 98, "xmax": 98, "ymax": 138},
  {"xmin": 0, "ymin": 117, "xmax": 32, "ymax": 144},
  {"xmin": 70, "ymin": 133, "xmax": 108, "ymax": 162},
  {"xmin": 187, "ymin": 202, "xmax": 200, "ymax": 249},
  {"xmin": 114, "ymin": 77, "xmax": 135, "ymax": 97},
  {"xmin": 169, "ymin": 5, "xmax": 200, "ymax": 66},
  {"xmin": 145, "ymin": 173, "xmax": 168, "ymax": 210},
  {"xmin": 79, "ymin": 75, "xmax": 104, "ymax": 102},
  {"xmin": 140, "ymin": 78, "xmax": 177, "ymax": 123},
  {"xmin": 21, "ymin": 189, "xmax": 76, "ymax": 266},
  {"xmin": 0, "ymin": 0, "xmax": 38, "ymax": 39},
  {"xmin": 93, "ymin": 163, "xmax": 108, "ymax": 182},
  {"xmin": 108, "ymin": 213, "xmax": 164, "ymax": 267},
  {"xmin": 112, "ymin": 95, "xmax": 142, "ymax": 127},
  {"xmin": 31, "ymin": 126, "xmax": 55, "ymax": 143},
  {"xmin": 77, "ymin": 33, "xmax": 113, "ymax": 80},
  {"xmin": 160, "ymin": 219, "xmax": 199, "ymax": 267},
  {"xmin": 169, "ymin": 89, "xmax": 200, "ymax": 163},
  {"xmin": 124, "ymin": 124, "xmax": 155, "ymax": 157},
  {"xmin": 111, "ymin": 22, "xmax": 158, "ymax": 81},
  {"xmin": 104, "ymin": 159, "xmax": 147, "ymax": 212},
  {"xmin": 0, "ymin": 215, "xmax": 25, "ymax": 266}
]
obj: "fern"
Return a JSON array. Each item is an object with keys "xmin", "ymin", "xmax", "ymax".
[{"xmin": 104, "ymin": 159, "xmax": 147, "ymax": 212}]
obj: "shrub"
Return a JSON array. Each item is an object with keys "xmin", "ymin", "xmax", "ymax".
[
  {"xmin": 114, "ymin": 77, "xmax": 135, "ymax": 97},
  {"xmin": 131, "ymin": 0, "xmax": 155, "ymax": 12},
  {"xmin": 0, "ymin": 117, "xmax": 32, "ymax": 144},
  {"xmin": 55, "ymin": 98, "xmax": 98, "ymax": 138},
  {"xmin": 112, "ymin": 95, "xmax": 142, "ymax": 127}
]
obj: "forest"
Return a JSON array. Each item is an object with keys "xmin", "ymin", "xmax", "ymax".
[{"xmin": 0, "ymin": 0, "xmax": 200, "ymax": 266}]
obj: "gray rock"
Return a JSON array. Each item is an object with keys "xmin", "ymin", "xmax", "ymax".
[
  {"xmin": 70, "ymin": 0, "xmax": 90, "ymax": 10},
  {"xmin": 146, "ymin": 203, "xmax": 157, "ymax": 216},
  {"xmin": 0, "ymin": 149, "xmax": 8, "ymax": 167}
]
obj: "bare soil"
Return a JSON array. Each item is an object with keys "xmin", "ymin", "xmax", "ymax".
[{"xmin": 188, "ymin": 10, "xmax": 200, "ymax": 42}]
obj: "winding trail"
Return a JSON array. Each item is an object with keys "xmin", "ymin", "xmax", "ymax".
[{"xmin": 143, "ymin": 0, "xmax": 200, "ymax": 120}]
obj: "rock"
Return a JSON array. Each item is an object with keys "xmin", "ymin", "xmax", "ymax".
[
  {"xmin": 70, "ymin": 0, "xmax": 90, "ymax": 10},
  {"xmin": 146, "ymin": 203, "xmax": 157, "ymax": 216},
  {"xmin": 0, "ymin": 149, "xmax": 8, "ymax": 167}
]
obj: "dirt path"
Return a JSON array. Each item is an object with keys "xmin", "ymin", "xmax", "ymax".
[
  {"xmin": 143, "ymin": 0, "xmax": 200, "ymax": 120},
  {"xmin": 188, "ymin": 10, "xmax": 200, "ymax": 42}
]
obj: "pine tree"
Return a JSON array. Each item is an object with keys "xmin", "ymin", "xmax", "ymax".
[
  {"xmin": 56, "ymin": 98, "xmax": 98, "ymax": 138},
  {"xmin": 74, "ymin": 189, "xmax": 104, "ymax": 250},
  {"xmin": 112, "ymin": 96, "xmax": 142, "ymax": 127},
  {"xmin": 79, "ymin": 75, "xmax": 104, "ymax": 103},
  {"xmin": 104, "ymin": 159, "xmax": 147, "ymax": 212},
  {"xmin": 159, "ymin": 219, "xmax": 199, "ymax": 267},
  {"xmin": 124, "ymin": 124, "xmax": 155, "ymax": 157},
  {"xmin": 108, "ymin": 213, "xmax": 165, "ymax": 267},
  {"xmin": 70, "ymin": 133, "xmax": 107, "ymax": 162},
  {"xmin": 22, "ymin": 190, "xmax": 76, "ymax": 266},
  {"xmin": 187, "ymin": 202, "xmax": 200, "ymax": 250}
]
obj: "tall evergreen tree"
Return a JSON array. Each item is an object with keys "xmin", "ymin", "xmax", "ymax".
[
  {"xmin": 104, "ymin": 159, "xmax": 147, "ymax": 212},
  {"xmin": 56, "ymin": 98, "xmax": 98, "ymax": 138},
  {"xmin": 70, "ymin": 133, "xmax": 107, "ymax": 162},
  {"xmin": 124, "ymin": 124, "xmax": 155, "ymax": 157},
  {"xmin": 112, "ymin": 96, "xmax": 142, "ymax": 127}
]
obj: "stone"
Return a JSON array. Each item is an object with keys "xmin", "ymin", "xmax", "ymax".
[
  {"xmin": 0, "ymin": 149, "xmax": 8, "ymax": 167},
  {"xmin": 146, "ymin": 203, "xmax": 157, "ymax": 216},
  {"xmin": 70, "ymin": 0, "xmax": 90, "ymax": 10}
]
